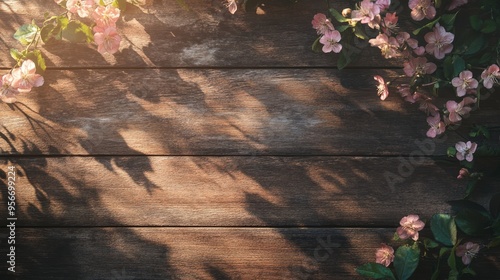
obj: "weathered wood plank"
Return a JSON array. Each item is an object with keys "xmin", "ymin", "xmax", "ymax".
[
  {"xmin": 3, "ymin": 156, "xmax": 495, "ymax": 227},
  {"xmin": 0, "ymin": 0, "xmax": 400, "ymax": 68},
  {"xmin": 0, "ymin": 68, "xmax": 475, "ymax": 155},
  {"xmin": 3, "ymin": 227, "xmax": 498, "ymax": 279}
]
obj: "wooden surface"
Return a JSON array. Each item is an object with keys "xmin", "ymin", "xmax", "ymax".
[{"xmin": 1, "ymin": 0, "xmax": 499, "ymax": 279}]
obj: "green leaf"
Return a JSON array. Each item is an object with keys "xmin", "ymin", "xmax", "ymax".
[
  {"xmin": 354, "ymin": 25, "xmax": 368, "ymax": 40},
  {"xmin": 431, "ymin": 247, "xmax": 451, "ymax": 280},
  {"xmin": 13, "ymin": 23, "xmax": 39, "ymax": 46},
  {"xmin": 490, "ymin": 193, "xmax": 500, "ymax": 218},
  {"xmin": 447, "ymin": 246, "xmax": 458, "ymax": 277},
  {"xmin": 463, "ymin": 35, "xmax": 486, "ymax": 55},
  {"xmin": 452, "ymin": 56, "xmax": 466, "ymax": 77},
  {"xmin": 469, "ymin": 15, "xmax": 483, "ymax": 31},
  {"xmin": 431, "ymin": 214, "xmax": 457, "ymax": 247},
  {"xmin": 336, "ymin": 25, "xmax": 350, "ymax": 32},
  {"xmin": 447, "ymin": 147, "xmax": 457, "ymax": 157},
  {"xmin": 112, "ymin": 0, "xmax": 128, "ymax": 11},
  {"xmin": 40, "ymin": 16, "xmax": 67, "ymax": 44},
  {"xmin": 356, "ymin": 263, "xmax": 396, "ymax": 279},
  {"xmin": 441, "ymin": 12, "xmax": 459, "ymax": 31},
  {"xmin": 462, "ymin": 267, "xmax": 476, "ymax": 276},
  {"xmin": 9, "ymin": 49, "xmax": 23, "ymax": 61},
  {"xmin": 423, "ymin": 238, "xmax": 440, "ymax": 249},
  {"xmin": 24, "ymin": 49, "xmax": 46, "ymax": 74},
  {"xmin": 488, "ymin": 236, "xmax": 500, "ymax": 248},
  {"xmin": 312, "ymin": 36, "xmax": 322, "ymax": 52},
  {"xmin": 337, "ymin": 48, "xmax": 351, "ymax": 70},
  {"xmin": 394, "ymin": 245, "xmax": 420, "ymax": 280},
  {"xmin": 464, "ymin": 177, "xmax": 480, "ymax": 198},
  {"xmin": 455, "ymin": 208, "xmax": 492, "ymax": 235},
  {"xmin": 329, "ymin": 8, "xmax": 348, "ymax": 23},
  {"xmin": 481, "ymin": 19, "xmax": 497, "ymax": 33},
  {"xmin": 62, "ymin": 20, "xmax": 94, "ymax": 43},
  {"xmin": 413, "ymin": 16, "xmax": 441, "ymax": 35}
]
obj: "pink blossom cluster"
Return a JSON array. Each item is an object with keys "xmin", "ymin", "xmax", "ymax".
[
  {"xmin": 0, "ymin": 60, "xmax": 44, "ymax": 103},
  {"xmin": 455, "ymin": 241, "xmax": 480, "ymax": 265},
  {"xmin": 312, "ymin": 13, "xmax": 342, "ymax": 54},
  {"xmin": 55, "ymin": 0, "xmax": 122, "ymax": 54}
]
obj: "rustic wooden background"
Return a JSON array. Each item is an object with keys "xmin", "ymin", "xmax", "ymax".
[{"xmin": 1, "ymin": 0, "xmax": 499, "ymax": 279}]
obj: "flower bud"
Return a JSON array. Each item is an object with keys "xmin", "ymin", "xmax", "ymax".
[
  {"xmin": 457, "ymin": 168, "xmax": 469, "ymax": 179},
  {"xmin": 342, "ymin": 8, "xmax": 352, "ymax": 17}
]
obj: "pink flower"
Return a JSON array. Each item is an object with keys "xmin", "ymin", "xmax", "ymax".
[
  {"xmin": 424, "ymin": 24, "xmax": 454, "ymax": 59},
  {"xmin": 446, "ymin": 97, "xmax": 476, "ymax": 123},
  {"xmin": 374, "ymin": 75, "xmax": 389, "ymax": 100},
  {"xmin": 312, "ymin": 13, "xmax": 334, "ymax": 35},
  {"xmin": 396, "ymin": 32, "xmax": 418, "ymax": 49},
  {"xmin": 11, "ymin": 59, "xmax": 44, "ymax": 92},
  {"xmin": 351, "ymin": 0, "xmax": 381, "ymax": 29},
  {"xmin": 376, "ymin": 0, "xmax": 391, "ymax": 12},
  {"xmin": 383, "ymin": 13, "xmax": 399, "ymax": 35},
  {"xmin": 426, "ymin": 113, "xmax": 445, "ymax": 138},
  {"xmin": 0, "ymin": 74, "xmax": 20, "ymax": 103},
  {"xmin": 94, "ymin": 26, "xmax": 122, "ymax": 54},
  {"xmin": 447, "ymin": 0, "xmax": 468, "ymax": 10},
  {"xmin": 369, "ymin": 34, "xmax": 400, "ymax": 58},
  {"xmin": 455, "ymin": 141, "xmax": 477, "ymax": 162},
  {"xmin": 413, "ymin": 46, "xmax": 425, "ymax": 56},
  {"xmin": 66, "ymin": 0, "xmax": 95, "ymax": 18},
  {"xmin": 92, "ymin": 5, "xmax": 121, "ymax": 28},
  {"xmin": 457, "ymin": 168, "xmax": 469, "ymax": 179},
  {"xmin": 225, "ymin": 0, "xmax": 237, "ymax": 14},
  {"xmin": 319, "ymin": 30, "xmax": 342, "ymax": 53},
  {"xmin": 409, "ymin": 0, "xmax": 436, "ymax": 21},
  {"xmin": 397, "ymin": 214, "xmax": 425, "ymax": 241},
  {"xmin": 403, "ymin": 57, "xmax": 437, "ymax": 77},
  {"xmin": 375, "ymin": 243, "xmax": 394, "ymax": 267},
  {"xmin": 398, "ymin": 84, "xmax": 421, "ymax": 103},
  {"xmin": 456, "ymin": 242, "xmax": 480, "ymax": 265},
  {"xmin": 419, "ymin": 99, "xmax": 439, "ymax": 116},
  {"xmin": 452, "ymin": 70, "xmax": 478, "ymax": 97},
  {"xmin": 480, "ymin": 64, "xmax": 500, "ymax": 89}
]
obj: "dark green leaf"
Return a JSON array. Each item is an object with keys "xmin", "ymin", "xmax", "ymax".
[
  {"xmin": 462, "ymin": 267, "xmax": 476, "ymax": 276},
  {"xmin": 354, "ymin": 25, "xmax": 368, "ymax": 40},
  {"xmin": 13, "ymin": 23, "xmax": 39, "ymax": 46},
  {"xmin": 443, "ymin": 56, "xmax": 454, "ymax": 80},
  {"xmin": 441, "ymin": 12, "xmax": 459, "ymax": 31},
  {"xmin": 394, "ymin": 245, "xmax": 420, "ymax": 280},
  {"xmin": 455, "ymin": 208, "xmax": 492, "ymax": 235},
  {"xmin": 312, "ymin": 36, "xmax": 322, "ymax": 52},
  {"xmin": 329, "ymin": 8, "xmax": 348, "ymax": 23},
  {"xmin": 413, "ymin": 16, "xmax": 441, "ymax": 35},
  {"xmin": 336, "ymin": 25, "xmax": 350, "ymax": 32},
  {"xmin": 448, "ymin": 269, "xmax": 459, "ymax": 280},
  {"xmin": 431, "ymin": 214, "xmax": 457, "ymax": 247},
  {"xmin": 452, "ymin": 56, "xmax": 466, "ymax": 77},
  {"xmin": 490, "ymin": 193, "xmax": 500, "ymax": 218},
  {"xmin": 447, "ymin": 246, "xmax": 457, "ymax": 276},
  {"xmin": 464, "ymin": 35, "xmax": 486, "ymax": 55},
  {"xmin": 481, "ymin": 19, "xmax": 497, "ymax": 33},
  {"xmin": 447, "ymin": 147, "xmax": 457, "ymax": 157},
  {"xmin": 62, "ymin": 20, "xmax": 94, "ymax": 43},
  {"xmin": 356, "ymin": 263, "xmax": 396, "ymax": 279},
  {"xmin": 431, "ymin": 247, "xmax": 451, "ymax": 280},
  {"xmin": 448, "ymin": 199, "xmax": 490, "ymax": 214},
  {"xmin": 488, "ymin": 236, "xmax": 500, "ymax": 248},
  {"xmin": 337, "ymin": 49, "xmax": 351, "ymax": 70},
  {"xmin": 424, "ymin": 238, "xmax": 440, "ymax": 249},
  {"xmin": 464, "ymin": 177, "xmax": 480, "ymax": 198},
  {"xmin": 469, "ymin": 15, "xmax": 483, "ymax": 31}
]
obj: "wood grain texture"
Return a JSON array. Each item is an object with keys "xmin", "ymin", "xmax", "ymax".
[
  {"xmin": 2, "ymin": 227, "xmax": 498, "ymax": 279},
  {"xmin": 0, "ymin": 0, "xmax": 402, "ymax": 68},
  {"xmin": 1, "ymin": 68, "xmax": 478, "ymax": 156},
  {"xmin": 3, "ymin": 156, "xmax": 497, "ymax": 227}
]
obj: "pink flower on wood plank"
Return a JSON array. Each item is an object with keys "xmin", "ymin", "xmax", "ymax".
[
  {"xmin": 94, "ymin": 26, "xmax": 122, "ymax": 54},
  {"xmin": 92, "ymin": 5, "xmax": 121, "ymax": 28},
  {"xmin": 409, "ymin": 0, "xmax": 436, "ymax": 21},
  {"xmin": 456, "ymin": 242, "xmax": 480, "ymax": 265},
  {"xmin": 374, "ymin": 75, "xmax": 389, "ymax": 100},
  {"xmin": 312, "ymin": 13, "xmax": 334, "ymax": 35},
  {"xmin": 397, "ymin": 214, "xmax": 425, "ymax": 241},
  {"xmin": 375, "ymin": 243, "xmax": 394, "ymax": 267},
  {"xmin": 426, "ymin": 113, "xmax": 445, "ymax": 138},
  {"xmin": 383, "ymin": 12, "xmax": 399, "ymax": 35},
  {"xmin": 403, "ymin": 56, "xmax": 437, "ymax": 77},
  {"xmin": 66, "ymin": 0, "xmax": 95, "ymax": 18},
  {"xmin": 446, "ymin": 97, "xmax": 475, "ymax": 123},
  {"xmin": 376, "ymin": 0, "xmax": 391, "ymax": 12},
  {"xmin": 369, "ymin": 34, "xmax": 400, "ymax": 58},
  {"xmin": 424, "ymin": 24, "xmax": 454, "ymax": 59},
  {"xmin": 11, "ymin": 59, "xmax": 44, "ymax": 93},
  {"xmin": 351, "ymin": 0, "xmax": 381, "ymax": 29},
  {"xmin": 452, "ymin": 70, "xmax": 478, "ymax": 97},
  {"xmin": 455, "ymin": 141, "xmax": 477, "ymax": 162},
  {"xmin": 481, "ymin": 64, "xmax": 500, "ymax": 89},
  {"xmin": 0, "ymin": 74, "xmax": 20, "ymax": 103},
  {"xmin": 319, "ymin": 30, "xmax": 342, "ymax": 53}
]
